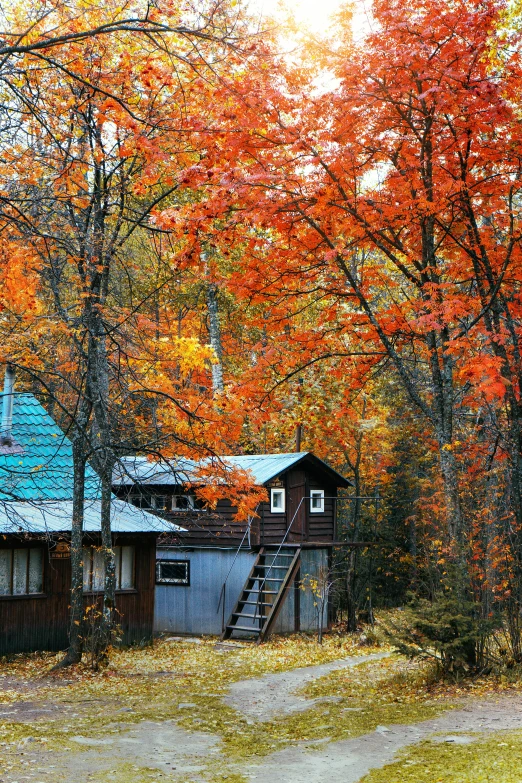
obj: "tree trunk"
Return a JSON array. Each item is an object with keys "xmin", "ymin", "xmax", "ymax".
[
  {"xmin": 346, "ymin": 549, "xmax": 358, "ymax": 633},
  {"xmin": 53, "ymin": 390, "xmax": 92, "ymax": 669},
  {"xmin": 88, "ymin": 315, "xmax": 116, "ymax": 662},
  {"xmin": 207, "ymin": 282, "xmax": 224, "ymax": 394}
]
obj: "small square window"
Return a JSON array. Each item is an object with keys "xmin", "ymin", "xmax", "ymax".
[
  {"xmin": 270, "ymin": 488, "xmax": 285, "ymax": 513},
  {"xmin": 156, "ymin": 559, "xmax": 190, "ymax": 585},
  {"xmin": 310, "ymin": 490, "xmax": 325, "ymax": 513},
  {"xmin": 153, "ymin": 496, "xmax": 169, "ymax": 511},
  {"xmin": 172, "ymin": 494, "xmax": 196, "ymax": 511},
  {"xmin": 129, "ymin": 491, "xmax": 153, "ymax": 509}
]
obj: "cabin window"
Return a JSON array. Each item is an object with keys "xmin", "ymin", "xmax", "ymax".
[
  {"xmin": 83, "ymin": 546, "xmax": 135, "ymax": 592},
  {"xmin": 172, "ymin": 494, "xmax": 196, "ymax": 512},
  {"xmin": 270, "ymin": 488, "xmax": 285, "ymax": 513},
  {"xmin": 129, "ymin": 490, "xmax": 153, "ymax": 509},
  {"xmin": 129, "ymin": 492, "xmax": 169, "ymax": 511},
  {"xmin": 0, "ymin": 548, "xmax": 43, "ymax": 596},
  {"xmin": 153, "ymin": 495, "xmax": 170, "ymax": 511},
  {"xmin": 156, "ymin": 559, "xmax": 190, "ymax": 586},
  {"xmin": 310, "ymin": 490, "xmax": 325, "ymax": 513}
]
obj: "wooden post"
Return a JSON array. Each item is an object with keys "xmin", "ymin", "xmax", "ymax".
[{"xmin": 294, "ymin": 565, "xmax": 301, "ymax": 632}]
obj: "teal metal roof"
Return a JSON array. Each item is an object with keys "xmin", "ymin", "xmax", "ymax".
[
  {"xmin": 0, "ymin": 393, "xmax": 183, "ymax": 534},
  {"xmin": 0, "ymin": 393, "xmax": 99, "ymax": 501},
  {"xmin": 213, "ymin": 453, "xmax": 310, "ymax": 485}
]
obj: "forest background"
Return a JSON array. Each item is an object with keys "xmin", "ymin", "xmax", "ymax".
[{"xmin": 2, "ymin": 0, "xmax": 522, "ymax": 673}]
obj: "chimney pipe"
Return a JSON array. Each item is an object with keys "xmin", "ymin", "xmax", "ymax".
[{"xmin": 1, "ymin": 365, "xmax": 15, "ymax": 443}]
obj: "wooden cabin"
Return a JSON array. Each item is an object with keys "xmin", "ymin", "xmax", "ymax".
[
  {"xmin": 0, "ymin": 386, "xmax": 181, "ymax": 656},
  {"xmin": 113, "ymin": 453, "xmax": 351, "ymax": 640}
]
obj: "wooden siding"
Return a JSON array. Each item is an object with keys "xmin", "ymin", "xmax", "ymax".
[
  {"xmin": 307, "ymin": 480, "xmax": 337, "ymax": 542},
  {"xmin": 113, "ymin": 459, "xmax": 342, "ymax": 548},
  {"xmin": 0, "ymin": 534, "xmax": 156, "ymax": 656}
]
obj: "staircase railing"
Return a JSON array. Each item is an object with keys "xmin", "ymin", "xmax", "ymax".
[
  {"xmin": 254, "ymin": 496, "xmax": 305, "ymax": 626},
  {"xmin": 217, "ymin": 510, "xmax": 256, "ymax": 633}
]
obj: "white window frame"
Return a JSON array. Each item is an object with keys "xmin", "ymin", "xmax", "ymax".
[
  {"xmin": 155, "ymin": 559, "xmax": 190, "ymax": 586},
  {"xmin": 310, "ymin": 490, "xmax": 325, "ymax": 513},
  {"xmin": 152, "ymin": 495, "xmax": 170, "ymax": 511},
  {"xmin": 270, "ymin": 488, "xmax": 286, "ymax": 513},
  {"xmin": 171, "ymin": 494, "xmax": 196, "ymax": 512},
  {"xmin": 82, "ymin": 546, "xmax": 135, "ymax": 592}
]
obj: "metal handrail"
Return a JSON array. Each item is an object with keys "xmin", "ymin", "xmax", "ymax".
[
  {"xmin": 253, "ymin": 496, "xmax": 307, "ymax": 626},
  {"xmin": 220, "ymin": 495, "xmax": 373, "ymax": 633},
  {"xmin": 217, "ymin": 509, "xmax": 257, "ymax": 632}
]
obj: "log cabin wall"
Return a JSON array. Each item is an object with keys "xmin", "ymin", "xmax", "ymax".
[
  {"xmin": 0, "ymin": 534, "xmax": 156, "ymax": 656},
  {"xmin": 307, "ymin": 480, "xmax": 338, "ymax": 542},
  {"xmin": 0, "ymin": 539, "xmax": 69, "ymax": 655},
  {"xmin": 131, "ymin": 466, "xmax": 341, "ymax": 548}
]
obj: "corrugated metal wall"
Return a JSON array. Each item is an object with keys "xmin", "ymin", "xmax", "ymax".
[
  {"xmin": 155, "ymin": 548, "xmax": 256, "ymax": 635},
  {"xmin": 272, "ymin": 548, "xmax": 329, "ymax": 633},
  {"xmin": 154, "ymin": 547, "xmax": 329, "ymax": 636}
]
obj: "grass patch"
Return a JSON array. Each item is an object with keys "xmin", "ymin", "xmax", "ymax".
[{"xmin": 360, "ymin": 731, "xmax": 522, "ymax": 782}]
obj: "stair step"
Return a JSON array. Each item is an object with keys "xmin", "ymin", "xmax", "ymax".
[
  {"xmin": 247, "ymin": 576, "xmax": 285, "ymax": 583},
  {"xmin": 232, "ymin": 612, "xmax": 265, "ymax": 620},
  {"xmin": 242, "ymin": 600, "xmax": 274, "ymax": 606},
  {"xmin": 241, "ymin": 590, "xmax": 279, "ymax": 596},
  {"xmin": 227, "ymin": 625, "xmax": 262, "ymax": 633},
  {"xmin": 255, "ymin": 564, "xmax": 289, "ymax": 570}
]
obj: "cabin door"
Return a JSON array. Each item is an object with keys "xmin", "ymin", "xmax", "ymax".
[{"xmin": 287, "ymin": 470, "xmax": 307, "ymax": 542}]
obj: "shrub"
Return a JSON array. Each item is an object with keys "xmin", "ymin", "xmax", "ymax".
[{"xmin": 382, "ymin": 581, "xmax": 500, "ymax": 677}]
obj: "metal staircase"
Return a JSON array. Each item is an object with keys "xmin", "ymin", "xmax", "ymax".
[{"xmin": 221, "ymin": 545, "xmax": 301, "ymax": 642}]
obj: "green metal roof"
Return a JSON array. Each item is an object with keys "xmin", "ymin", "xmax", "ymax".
[
  {"xmin": 0, "ymin": 393, "xmax": 100, "ymax": 501},
  {"xmin": 0, "ymin": 393, "xmax": 183, "ymax": 534}
]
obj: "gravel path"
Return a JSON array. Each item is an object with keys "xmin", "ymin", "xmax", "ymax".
[
  {"xmin": 244, "ymin": 695, "xmax": 522, "ymax": 783},
  {"xmin": 1, "ymin": 720, "xmax": 219, "ymax": 782},
  {"xmin": 4, "ymin": 653, "xmax": 522, "ymax": 783},
  {"xmin": 225, "ymin": 652, "xmax": 390, "ymax": 720}
]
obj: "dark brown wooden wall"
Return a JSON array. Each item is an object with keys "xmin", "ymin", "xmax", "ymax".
[
  {"xmin": 0, "ymin": 535, "xmax": 156, "ymax": 656},
  {"xmin": 159, "ymin": 466, "xmax": 340, "ymax": 547},
  {"xmin": 307, "ymin": 479, "xmax": 337, "ymax": 542}
]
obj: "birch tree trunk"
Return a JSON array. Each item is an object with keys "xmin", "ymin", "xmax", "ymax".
[{"xmin": 207, "ymin": 282, "xmax": 224, "ymax": 394}]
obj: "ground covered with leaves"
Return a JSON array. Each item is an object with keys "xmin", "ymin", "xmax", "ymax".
[{"xmin": 1, "ymin": 633, "xmax": 522, "ymax": 782}]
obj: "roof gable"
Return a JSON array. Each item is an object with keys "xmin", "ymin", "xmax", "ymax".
[
  {"xmin": 114, "ymin": 452, "xmax": 351, "ymax": 488},
  {"xmin": 0, "ymin": 394, "xmax": 100, "ymax": 502},
  {"xmin": 0, "ymin": 393, "xmax": 180, "ymax": 534}
]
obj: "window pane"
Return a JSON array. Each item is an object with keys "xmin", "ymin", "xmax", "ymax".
[
  {"xmin": 173, "ymin": 495, "xmax": 193, "ymax": 510},
  {"xmin": 114, "ymin": 546, "xmax": 121, "ymax": 590},
  {"xmin": 13, "ymin": 549, "xmax": 28, "ymax": 595},
  {"xmin": 271, "ymin": 489, "xmax": 284, "ymax": 510},
  {"xmin": 120, "ymin": 547, "xmax": 134, "ymax": 589},
  {"xmin": 28, "ymin": 549, "xmax": 43, "ymax": 593},
  {"xmin": 311, "ymin": 491, "xmax": 324, "ymax": 511},
  {"xmin": 82, "ymin": 547, "xmax": 92, "ymax": 591},
  {"xmin": 156, "ymin": 560, "xmax": 189, "ymax": 584},
  {"xmin": 0, "ymin": 550, "xmax": 11, "ymax": 595},
  {"xmin": 92, "ymin": 548, "xmax": 105, "ymax": 591}
]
